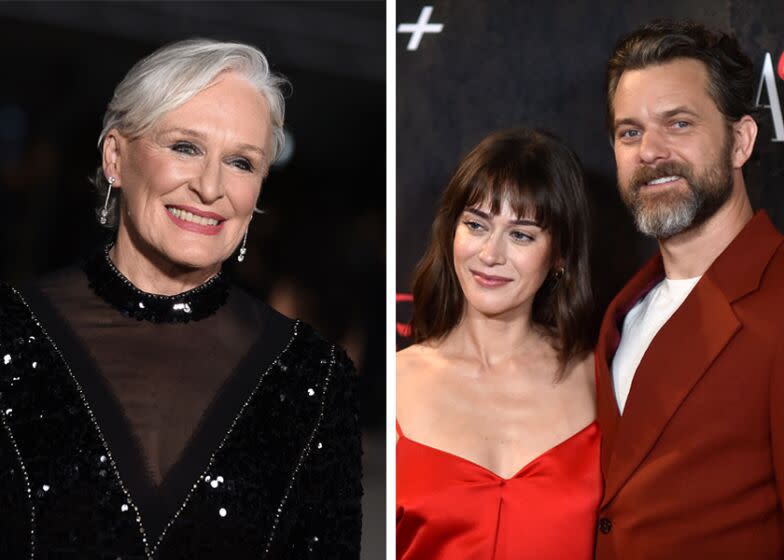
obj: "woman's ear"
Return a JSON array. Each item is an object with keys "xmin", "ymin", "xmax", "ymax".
[{"xmin": 102, "ymin": 129, "xmax": 125, "ymax": 185}]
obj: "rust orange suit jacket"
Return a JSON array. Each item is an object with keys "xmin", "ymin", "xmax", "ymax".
[{"xmin": 595, "ymin": 211, "xmax": 784, "ymax": 559}]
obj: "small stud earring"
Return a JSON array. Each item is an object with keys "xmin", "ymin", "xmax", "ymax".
[
  {"xmin": 553, "ymin": 266, "xmax": 565, "ymax": 280},
  {"xmin": 100, "ymin": 177, "xmax": 116, "ymax": 225},
  {"xmin": 237, "ymin": 228, "xmax": 248, "ymax": 263}
]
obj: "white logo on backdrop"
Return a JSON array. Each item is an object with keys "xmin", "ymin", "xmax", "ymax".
[
  {"xmin": 397, "ymin": 6, "xmax": 444, "ymax": 51},
  {"xmin": 755, "ymin": 52, "xmax": 784, "ymax": 142}
]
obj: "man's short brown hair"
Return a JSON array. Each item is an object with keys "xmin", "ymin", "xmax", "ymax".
[{"xmin": 606, "ymin": 19, "xmax": 755, "ymax": 136}]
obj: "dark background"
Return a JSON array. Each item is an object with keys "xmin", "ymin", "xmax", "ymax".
[
  {"xmin": 0, "ymin": 2, "xmax": 385, "ymax": 556},
  {"xmin": 397, "ymin": 0, "xmax": 784, "ymax": 345}
]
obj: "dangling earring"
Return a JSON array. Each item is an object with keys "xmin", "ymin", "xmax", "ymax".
[
  {"xmin": 100, "ymin": 177, "xmax": 115, "ymax": 225},
  {"xmin": 237, "ymin": 228, "xmax": 248, "ymax": 262},
  {"xmin": 553, "ymin": 266, "xmax": 565, "ymax": 281},
  {"xmin": 242, "ymin": 200, "xmax": 262, "ymax": 260}
]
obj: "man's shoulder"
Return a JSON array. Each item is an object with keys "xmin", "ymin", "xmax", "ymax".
[
  {"xmin": 731, "ymin": 239, "xmax": 784, "ymax": 333},
  {"xmin": 708, "ymin": 212, "xmax": 784, "ymax": 305},
  {"xmin": 758, "ymin": 240, "xmax": 784, "ymax": 296}
]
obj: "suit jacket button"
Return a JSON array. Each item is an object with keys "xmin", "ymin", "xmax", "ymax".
[{"xmin": 598, "ymin": 517, "xmax": 612, "ymax": 534}]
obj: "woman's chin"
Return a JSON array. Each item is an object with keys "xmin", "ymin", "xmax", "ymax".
[
  {"xmin": 158, "ymin": 245, "xmax": 227, "ymax": 273},
  {"xmin": 465, "ymin": 300, "xmax": 522, "ymax": 320}
]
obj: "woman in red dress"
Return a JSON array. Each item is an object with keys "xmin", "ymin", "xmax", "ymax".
[{"xmin": 397, "ymin": 128, "xmax": 600, "ymax": 559}]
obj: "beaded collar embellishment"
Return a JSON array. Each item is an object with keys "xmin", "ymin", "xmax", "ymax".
[{"xmin": 84, "ymin": 245, "xmax": 229, "ymax": 323}]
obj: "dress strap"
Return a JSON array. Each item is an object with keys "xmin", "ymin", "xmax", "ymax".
[{"xmin": 395, "ymin": 419, "xmax": 404, "ymax": 438}]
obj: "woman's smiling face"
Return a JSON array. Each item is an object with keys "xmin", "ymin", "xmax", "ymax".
[
  {"xmin": 453, "ymin": 198, "xmax": 553, "ymax": 320},
  {"xmin": 105, "ymin": 71, "xmax": 271, "ymax": 272}
]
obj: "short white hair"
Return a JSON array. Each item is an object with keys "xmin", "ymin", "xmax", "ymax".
[{"xmin": 95, "ymin": 38, "xmax": 288, "ymax": 227}]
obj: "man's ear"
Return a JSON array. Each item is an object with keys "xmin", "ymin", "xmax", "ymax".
[{"xmin": 731, "ymin": 115, "xmax": 757, "ymax": 169}]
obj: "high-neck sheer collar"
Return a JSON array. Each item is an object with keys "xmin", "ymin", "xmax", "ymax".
[{"xmin": 83, "ymin": 245, "xmax": 229, "ymax": 323}]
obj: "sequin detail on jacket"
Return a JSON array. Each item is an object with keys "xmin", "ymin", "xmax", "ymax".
[{"xmin": 0, "ymin": 284, "xmax": 362, "ymax": 559}]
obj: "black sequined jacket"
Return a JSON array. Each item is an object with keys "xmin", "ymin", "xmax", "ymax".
[{"xmin": 0, "ymin": 283, "xmax": 362, "ymax": 559}]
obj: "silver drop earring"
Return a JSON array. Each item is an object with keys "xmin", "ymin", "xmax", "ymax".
[
  {"xmin": 237, "ymin": 229, "xmax": 248, "ymax": 262},
  {"xmin": 100, "ymin": 177, "xmax": 115, "ymax": 225},
  {"xmin": 241, "ymin": 201, "xmax": 264, "ymax": 260}
]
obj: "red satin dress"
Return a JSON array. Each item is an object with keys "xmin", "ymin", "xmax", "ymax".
[{"xmin": 396, "ymin": 419, "xmax": 601, "ymax": 559}]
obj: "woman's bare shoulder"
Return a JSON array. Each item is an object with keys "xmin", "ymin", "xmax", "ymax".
[
  {"xmin": 397, "ymin": 343, "xmax": 444, "ymax": 426},
  {"xmin": 570, "ymin": 349, "xmax": 597, "ymax": 401},
  {"xmin": 397, "ymin": 342, "xmax": 440, "ymax": 378}
]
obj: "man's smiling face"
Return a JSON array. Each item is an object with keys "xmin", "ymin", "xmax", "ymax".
[{"xmin": 612, "ymin": 58, "xmax": 734, "ymax": 239}]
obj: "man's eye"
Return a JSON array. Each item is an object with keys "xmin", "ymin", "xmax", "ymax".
[
  {"xmin": 674, "ymin": 121, "xmax": 690, "ymax": 129},
  {"xmin": 619, "ymin": 129, "xmax": 640, "ymax": 139}
]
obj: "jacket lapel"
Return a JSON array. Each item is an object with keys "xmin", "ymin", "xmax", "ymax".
[
  {"xmin": 601, "ymin": 275, "xmax": 739, "ymax": 505},
  {"xmin": 599, "ymin": 211, "xmax": 783, "ymax": 507},
  {"xmin": 597, "ymin": 253, "xmax": 665, "ymax": 472}
]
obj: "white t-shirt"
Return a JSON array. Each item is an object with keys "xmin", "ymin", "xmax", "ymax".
[{"xmin": 612, "ymin": 276, "xmax": 701, "ymax": 413}]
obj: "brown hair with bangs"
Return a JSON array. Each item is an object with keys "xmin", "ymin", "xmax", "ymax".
[{"xmin": 410, "ymin": 128, "xmax": 594, "ymax": 372}]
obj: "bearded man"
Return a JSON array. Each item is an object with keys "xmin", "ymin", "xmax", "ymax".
[{"xmin": 595, "ymin": 20, "xmax": 784, "ymax": 559}]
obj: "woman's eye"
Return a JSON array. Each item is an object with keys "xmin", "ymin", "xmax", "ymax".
[
  {"xmin": 230, "ymin": 158, "xmax": 254, "ymax": 172},
  {"xmin": 171, "ymin": 142, "xmax": 200, "ymax": 156},
  {"xmin": 510, "ymin": 230, "xmax": 534, "ymax": 242},
  {"xmin": 463, "ymin": 220, "xmax": 484, "ymax": 231}
]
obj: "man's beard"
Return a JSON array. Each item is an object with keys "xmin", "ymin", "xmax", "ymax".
[{"xmin": 618, "ymin": 138, "xmax": 734, "ymax": 239}]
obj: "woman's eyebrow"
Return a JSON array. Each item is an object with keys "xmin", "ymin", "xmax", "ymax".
[
  {"xmin": 465, "ymin": 208, "xmax": 490, "ymax": 220},
  {"xmin": 158, "ymin": 127, "xmax": 265, "ymax": 156},
  {"xmin": 465, "ymin": 207, "xmax": 539, "ymax": 226},
  {"xmin": 510, "ymin": 218, "xmax": 539, "ymax": 226}
]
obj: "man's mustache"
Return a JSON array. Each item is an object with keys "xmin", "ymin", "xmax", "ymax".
[{"xmin": 629, "ymin": 163, "xmax": 692, "ymax": 191}]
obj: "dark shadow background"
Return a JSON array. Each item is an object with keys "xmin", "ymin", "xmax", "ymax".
[
  {"xmin": 396, "ymin": 0, "xmax": 784, "ymax": 348},
  {"xmin": 0, "ymin": 2, "xmax": 385, "ymax": 557}
]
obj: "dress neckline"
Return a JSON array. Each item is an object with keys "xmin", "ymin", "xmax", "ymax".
[
  {"xmin": 397, "ymin": 419, "xmax": 599, "ymax": 481},
  {"xmin": 14, "ymin": 280, "xmax": 299, "ymax": 545},
  {"xmin": 83, "ymin": 244, "xmax": 229, "ymax": 323}
]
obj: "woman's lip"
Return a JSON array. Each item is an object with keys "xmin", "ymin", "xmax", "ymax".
[
  {"xmin": 166, "ymin": 204, "xmax": 226, "ymax": 221},
  {"xmin": 165, "ymin": 208, "xmax": 225, "ymax": 236},
  {"xmin": 470, "ymin": 270, "xmax": 512, "ymax": 287}
]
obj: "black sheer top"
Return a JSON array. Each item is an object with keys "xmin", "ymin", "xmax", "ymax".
[{"xmin": 0, "ymin": 250, "xmax": 362, "ymax": 559}]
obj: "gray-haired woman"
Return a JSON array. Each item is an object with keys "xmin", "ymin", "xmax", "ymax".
[{"xmin": 0, "ymin": 39, "xmax": 361, "ymax": 558}]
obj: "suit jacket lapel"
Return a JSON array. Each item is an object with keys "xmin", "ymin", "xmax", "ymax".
[
  {"xmin": 599, "ymin": 211, "xmax": 783, "ymax": 507},
  {"xmin": 601, "ymin": 275, "xmax": 739, "ymax": 505},
  {"xmin": 597, "ymin": 253, "xmax": 665, "ymax": 473}
]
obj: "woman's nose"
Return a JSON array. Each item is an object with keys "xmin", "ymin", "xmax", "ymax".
[
  {"xmin": 478, "ymin": 233, "xmax": 505, "ymax": 266},
  {"xmin": 191, "ymin": 158, "xmax": 225, "ymax": 203}
]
